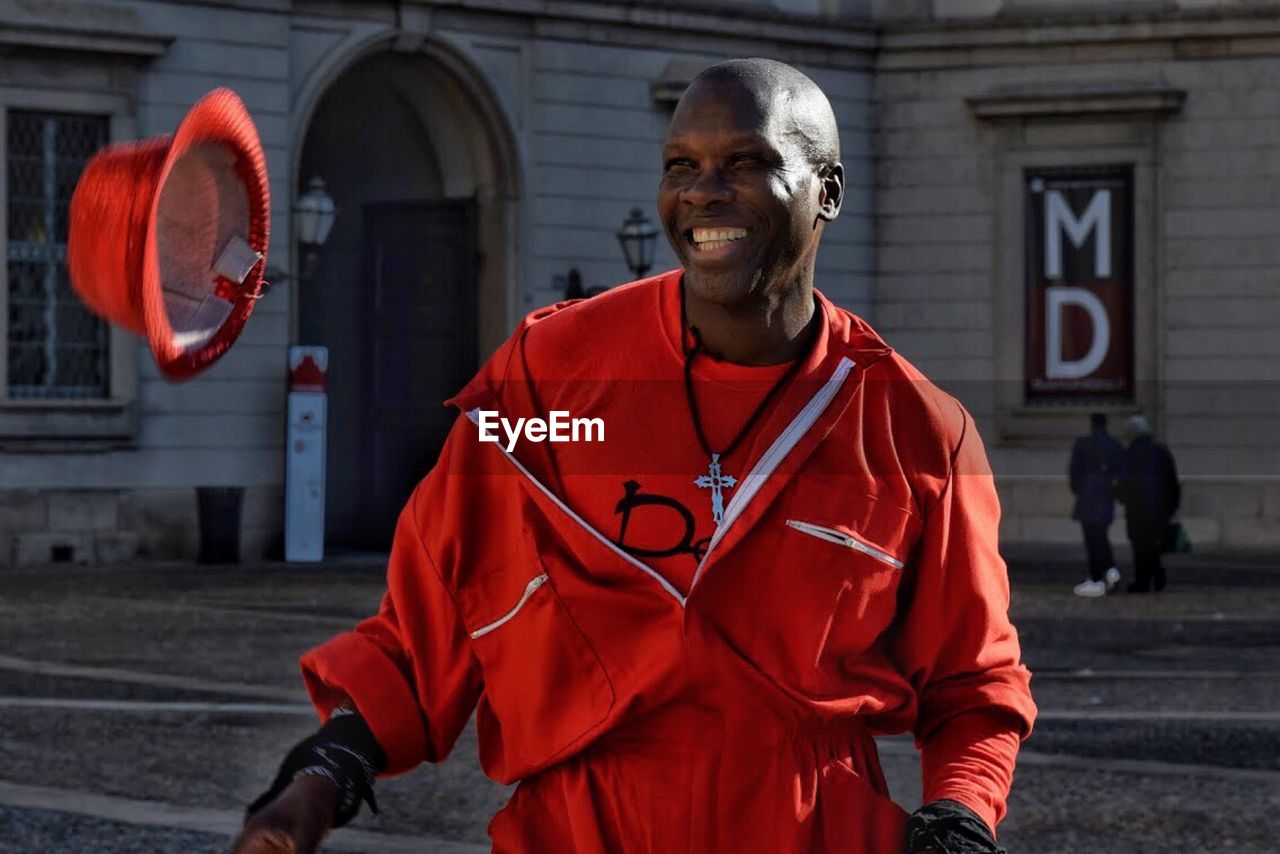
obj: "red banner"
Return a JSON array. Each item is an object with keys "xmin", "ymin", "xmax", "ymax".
[{"xmin": 1024, "ymin": 168, "xmax": 1133, "ymax": 400}]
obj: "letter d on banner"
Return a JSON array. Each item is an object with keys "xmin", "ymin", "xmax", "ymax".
[
  {"xmin": 1046, "ymin": 286, "xmax": 1110, "ymax": 379},
  {"xmin": 286, "ymin": 346, "xmax": 328, "ymax": 562}
]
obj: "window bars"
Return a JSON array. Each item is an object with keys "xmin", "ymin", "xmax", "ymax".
[{"xmin": 6, "ymin": 111, "xmax": 110, "ymax": 399}]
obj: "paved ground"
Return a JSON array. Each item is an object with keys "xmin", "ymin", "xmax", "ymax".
[{"xmin": 0, "ymin": 548, "xmax": 1277, "ymax": 852}]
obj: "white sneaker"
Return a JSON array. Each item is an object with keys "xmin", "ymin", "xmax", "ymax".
[
  {"xmin": 1074, "ymin": 579, "xmax": 1107, "ymax": 597},
  {"xmin": 1105, "ymin": 567, "xmax": 1121, "ymax": 591}
]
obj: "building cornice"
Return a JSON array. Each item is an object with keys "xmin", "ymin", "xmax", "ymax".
[
  {"xmin": 402, "ymin": 0, "xmax": 878, "ymax": 51},
  {"xmin": 880, "ymin": 7, "xmax": 1280, "ymax": 69},
  {"xmin": 0, "ymin": 1, "xmax": 172, "ymax": 59},
  {"xmin": 968, "ymin": 80, "xmax": 1186, "ymax": 121}
]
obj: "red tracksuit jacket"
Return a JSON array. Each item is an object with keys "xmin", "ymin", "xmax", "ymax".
[{"xmin": 300, "ymin": 270, "xmax": 1037, "ymax": 852}]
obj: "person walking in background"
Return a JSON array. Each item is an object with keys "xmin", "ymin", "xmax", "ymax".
[
  {"xmin": 1118, "ymin": 415, "xmax": 1181, "ymax": 593},
  {"xmin": 1070, "ymin": 413, "xmax": 1124, "ymax": 597}
]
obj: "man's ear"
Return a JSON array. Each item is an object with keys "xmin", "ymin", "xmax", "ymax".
[{"xmin": 817, "ymin": 162, "xmax": 844, "ymax": 222}]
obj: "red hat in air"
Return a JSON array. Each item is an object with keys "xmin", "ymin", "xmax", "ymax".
[{"xmin": 67, "ymin": 88, "xmax": 270, "ymax": 381}]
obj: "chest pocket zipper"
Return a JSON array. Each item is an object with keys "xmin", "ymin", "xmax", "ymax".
[
  {"xmin": 470, "ymin": 573, "xmax": 550, "ymax": 639},
  {"xmin": 785, "ymin": 520, "xmax": 904, "ymax": 569}
]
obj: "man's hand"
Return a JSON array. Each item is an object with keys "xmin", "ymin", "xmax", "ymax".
[{"xmin": 231, "ymin": 775, "xmax": 339, "ymax": 854}]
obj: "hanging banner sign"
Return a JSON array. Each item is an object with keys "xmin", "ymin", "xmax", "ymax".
[
  {"xmin": 285, "ymin": 346, "xmax": 328, "ymax": 562},
  {"xmin": 1025, "ymin": 168, "xmax": 1134, "ymax": 400}
]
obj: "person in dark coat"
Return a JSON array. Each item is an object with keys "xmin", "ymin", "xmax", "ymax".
[
  {"xmin": 1118, "ymin": 415, "xmax": 1181, "ymax": 592},
  {"xmin": 1070, "ymin": 413, "xmax": 1125, "ymax": 597}
]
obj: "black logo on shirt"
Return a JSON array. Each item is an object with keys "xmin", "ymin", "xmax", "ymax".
[{"xmin": 613, "ymin": 480, "xmax": 709, "ymax": 564}]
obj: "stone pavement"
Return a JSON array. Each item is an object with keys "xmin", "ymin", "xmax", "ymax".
[{"xmin": 0, "ymin": 548, "xmax": 1276, "ymax": 852}]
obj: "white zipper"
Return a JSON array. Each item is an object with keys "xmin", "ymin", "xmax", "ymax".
[
  {"xmin": 464, "ymin": 408, "xmax": 688, "ymax": 607},
  {"xmin": 691, "ymin": 356, "xmax": 857, "ymax": 589},
  {"xmin": 470, "ymin": 573, "xmax": 550, "ymax": 639},
  {"xmin": 784, "ymin": 519, "xmax": 904, "ymax": 569}
]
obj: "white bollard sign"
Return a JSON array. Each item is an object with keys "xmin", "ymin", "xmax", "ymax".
[{"xmin": 285, "ymin": 346, "xmax": 328, "ymax": 562}]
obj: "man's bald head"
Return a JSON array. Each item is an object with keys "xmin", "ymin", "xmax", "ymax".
[
  {"xmin": 680, "ymin": 58, "xmax": 840, "ymax": 168},
  {"xmin": 658, "ymin": 57, "xmax": 845, "ymax": 315}
]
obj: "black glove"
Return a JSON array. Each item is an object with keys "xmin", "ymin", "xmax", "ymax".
[
  {"xmin": 246, "ymin": 708, "xmax": 388, "ymax": 828},
  {"xmin": 906, "ymin": 799, "xmax": 1006, "ymax": 854}
]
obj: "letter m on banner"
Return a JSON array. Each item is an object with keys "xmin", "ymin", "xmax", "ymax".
[{"xmin": 1025, "ymin": 168, "xmax": 1134, "ymax": 401}]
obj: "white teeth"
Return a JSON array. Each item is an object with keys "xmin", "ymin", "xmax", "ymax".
[{"xmin": 692, "ymin": 227, "xmax": 747, "ymax": 245}]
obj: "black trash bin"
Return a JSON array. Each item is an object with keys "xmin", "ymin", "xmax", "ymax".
[{"xmin": 197, "ymin": 486, "xmax": 244, "ymax": 564}]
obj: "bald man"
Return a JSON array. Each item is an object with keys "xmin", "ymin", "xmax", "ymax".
[{"xmin": 234, "ymin": 59, "xmax": 1035, "ymax": 854}]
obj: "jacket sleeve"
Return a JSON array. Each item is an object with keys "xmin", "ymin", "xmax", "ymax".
[
  {"xmin": 888, "ymin": 403, "xmax": 1037, "ymax": 830},
  {"xmin": 918, "ymin": 708, "xmax": 1023, "ymax": 832},
  {"xmin": 1068, "ymin": 438, "xmax": 1084, "ymax": 495},
  {"xmin": 299, "ymin": 434, "xmax": 483, "ymax": 776},
  {"xmin": 1117, "ymin": 446, "xmax": 1138, "ymax": 508},
  {"xmin": 1162, "ymin": 444, "xmax": 1181, "ymax": 516},
  {"xmin": 297, "ymin": 304, "xmax": 577, "ymax": 777}
]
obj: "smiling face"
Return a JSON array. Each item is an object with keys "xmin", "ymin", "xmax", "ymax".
[{"xmin": 658, "ymin": 72, "xmax": 842, "ymax": 308}]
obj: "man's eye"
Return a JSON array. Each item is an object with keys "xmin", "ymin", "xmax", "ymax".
[{"xmin": 663, "ymin": 162, "xmax": 696, "ymax": 180}]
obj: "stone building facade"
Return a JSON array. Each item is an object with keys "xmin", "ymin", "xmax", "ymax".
[
  {"xmin": 0, "ymin": 0, "xmax": 1276, "ymax": 563},
  {"xmin": 873, "ymin": 1, "xmax": 1280, "ymax": 550}
]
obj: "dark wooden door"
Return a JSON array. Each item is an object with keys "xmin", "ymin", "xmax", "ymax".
[{"xmin": 357, "ymin": 200, "xmax": 477, "ymax": 548}]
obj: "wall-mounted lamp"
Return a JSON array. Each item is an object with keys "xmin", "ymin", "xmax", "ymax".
[
  {"xmin": 616, "ymin": 207, "xmax": 658, "ymax": 280},
  {"xmin": 294, "ymin": 176, "xmax": 336, "ymax": 281},
  {"xmin": 264, "ymin": 177, "xmax": 338, "ymax": 289},
  {"xmin": 295, "ymin": 176, "xmax": 336, "ymax": 247}
]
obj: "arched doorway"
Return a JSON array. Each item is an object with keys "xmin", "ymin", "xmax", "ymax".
[{"xmin": 296, "ymin": 49, "xmax": 518, "ymax": 550}]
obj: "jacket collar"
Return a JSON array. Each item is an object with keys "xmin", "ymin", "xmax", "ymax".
[{"xmin": 656, "ymin": 268, "xmax": 893, "ymax": 381}]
